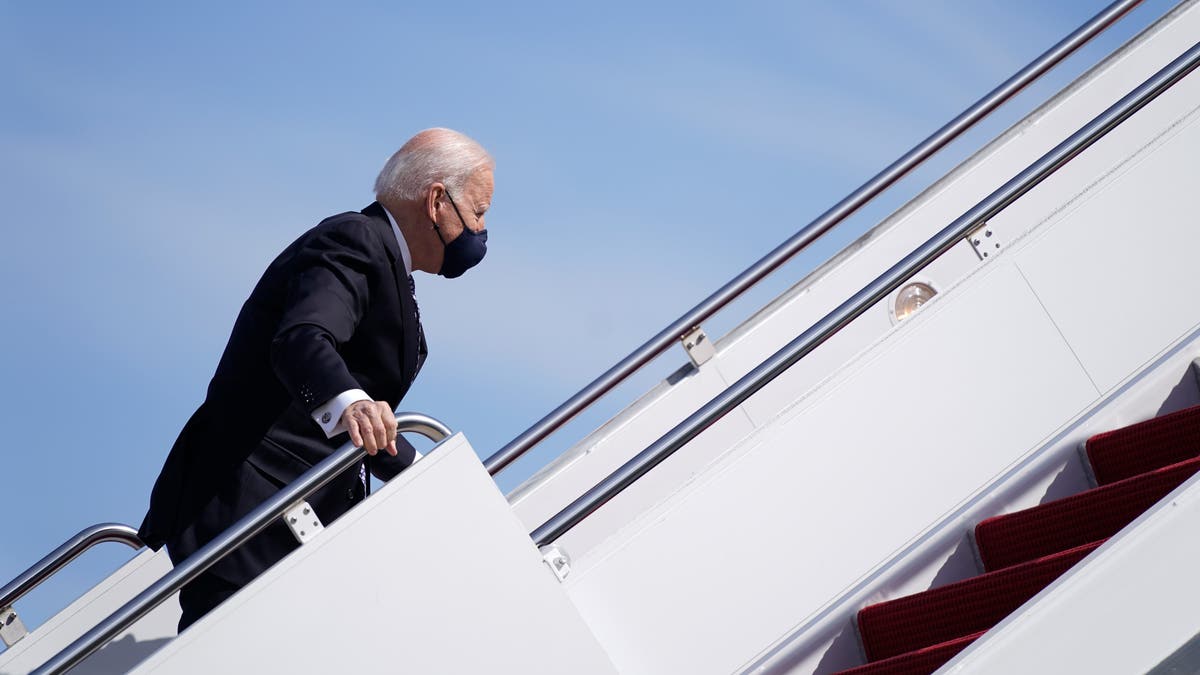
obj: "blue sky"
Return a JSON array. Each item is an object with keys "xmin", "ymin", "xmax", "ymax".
[{"xmin": 0, "ymin": 0, "xmax": 1176, "ymax": 637}]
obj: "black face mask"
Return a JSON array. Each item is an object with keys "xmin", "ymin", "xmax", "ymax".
[{"xmin": 434, "ymin": 190, "xmax": 488, "ymax": 279}]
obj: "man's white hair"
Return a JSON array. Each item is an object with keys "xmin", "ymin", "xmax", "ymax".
[{"xmin": 374, "ymin": 128, "xmax": 494, "ymax": 203}]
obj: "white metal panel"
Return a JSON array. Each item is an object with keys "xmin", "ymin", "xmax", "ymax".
[
  {"xmin": 0, "ymin": 548, "xmax": 178, "ymax": 675},
  {"xmin": 510, "ymin": 360, "xmax": 759, "ymax": 560},
  {"xmin": 941, "ymin": 472, "xmax": 1200, "ymax": 675},
  {"xmin": 715, "ymin": 242, "xmax": 982, "ymax": 427},
  {"xmin": 733, "ymin": 68, "xmax": 1200, "ymax": 671},
  {"xmin": 562, "ymin": 262, "xmax": 1098, "ymax": 675},
  {"xmin": 551, "ymin": 397, "xmax": 757, "ymax": 561},
  {"xmin": 133, "ymin": 435, "xmax": 616, "ymax": 675},
  {"xmin": 739, "ymin": 328, "xmax": 1200, "ymax": 675},
  {"xmin": 1013, "ymin": 93, "xmax": 1200, "ymax": 392}
]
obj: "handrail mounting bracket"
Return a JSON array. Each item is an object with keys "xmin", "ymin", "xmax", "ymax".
[
  {"xmin": 283, "ymin": 501, "xmax": 324, "ymax": 544},
  {"xmin": 681, "ymin": 326, "xmax": 715, "ymax": 368},
  {"xmin": 968, "ymin": 222, "xmax": 1003, "ymax": 260},
  {"xmin": 539, "ymin": 545, "xmax": 571, "ymax": 582},
  {"xmin": 1, "ymin": 605, "xmax": 28, "ymax": 647}
]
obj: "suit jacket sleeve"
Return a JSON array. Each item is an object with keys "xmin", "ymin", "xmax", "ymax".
[{"xmin": 270, "ymin": 220, "xmax": 380, "ymax": 414}]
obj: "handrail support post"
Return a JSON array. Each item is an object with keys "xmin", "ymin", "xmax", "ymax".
[
  {"xmin": 680, "ymin": 326, "xmax": 715, "ymax": 368},
  {"xmin": 1, "ymin": 604, "xmax": 29, "ymax": 647},
  {"xmin": 282, "ymin": 501, "xmax": 324, "ymax": 544}
]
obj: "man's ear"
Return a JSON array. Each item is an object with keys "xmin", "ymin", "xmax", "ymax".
[{"xmin": 425, "ymin": 182, "xmax": 445, "ymax": 224}]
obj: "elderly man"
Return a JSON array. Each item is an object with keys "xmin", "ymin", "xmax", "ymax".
[{"xmin": 138, "ymin": 128, "xmax": 494, "ymax": 630}]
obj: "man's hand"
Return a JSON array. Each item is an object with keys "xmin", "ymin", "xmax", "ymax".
[{"xmin": 342, "ymin": 400, "xmax": 398, "ymax": 456}]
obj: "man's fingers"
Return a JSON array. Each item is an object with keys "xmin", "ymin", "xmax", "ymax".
[
  {"xmin": 364, "ymin": 416, "xmax": 380, "ymax": 454},
  {"xmin": 379, "ymin": 404, "xmax": 398, "ymax": 440},
  {"xmin": 376, "ymin": 403, "xmax": 398, "ymax": 456},
  {"xmin": 347, "ymin": 416, "xmax": 364, "ymax": 450},
  {"xmin": 353, "ymin": 405, "xmax": 379, "ymax": 455},
  {"xmin": 367, "ymin": 406, "xmax": 388, "ymax": 451},
  {"xmin": 345, "ymin": 406, "xmax": 369, "ymax": 452},
  {"xmin": 362, "ymin": 406, "xmax": 384, "ymax": 454},
  {"xmin": 342, "ymin": 400, "xmax": 397, "ymax": 455}
]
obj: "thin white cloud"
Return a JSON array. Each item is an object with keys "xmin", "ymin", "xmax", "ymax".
[{"xmin": 575, "ymin": 51, "xmax": 924, "ymax": 174}]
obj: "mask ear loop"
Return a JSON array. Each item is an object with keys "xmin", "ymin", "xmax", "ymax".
[{"xmin": 442, "ymin": 189, "xmax": 472, "ymax": 240}]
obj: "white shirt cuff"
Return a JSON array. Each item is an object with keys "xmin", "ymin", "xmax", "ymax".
[{"xmin": 312, "ymin": 389, "xmax": 371, "ymax": 438}]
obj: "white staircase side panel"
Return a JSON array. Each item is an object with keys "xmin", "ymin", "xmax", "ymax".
[
  {"xmin": 0, "ymin": 548, "xmax": 178, "ymax": 675},
  {"xmin": 507, "ymin": 0, "xmax": 1200, "ymax": 567},
  {"xmin": 941, "ymin": 472, "xmax": 1200, "ymax": 674},
  {"xmin": 1003, "ymin": 99, "xmax": 1200, "ymax": 393},
  {"xmin": 555, "ymin": 57, "xmax": 1200, "ymax": 673},
  {"xmin": 746, "ymin": 70, "xmax": 1200, "ymax": 673},
  {"xmin": 561, "ymin": 260, "xmax": 1099, "ymax": 675},
  {"xmin": 133, "ymin": 434, "xmax": 617, "ymax": 675},
  {"xmin": 741, "ymin": 327, "xmax": 1200, "ymax": 674}
]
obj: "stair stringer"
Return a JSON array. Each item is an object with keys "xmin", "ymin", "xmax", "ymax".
[
  {"xmin": 938, "ymin": 470, "xmax": 1200, "ymax": 674},
  {"xmin": 550, "ymin": 25, "xmax": 1200, "ymax": 672},
  {"xmin": 0, "ymin": 548, "xmax": 179, "ymax": 675},
  {"xmin": 736, "ymin": 324, "xmax": 1200, "ymax": 675}
]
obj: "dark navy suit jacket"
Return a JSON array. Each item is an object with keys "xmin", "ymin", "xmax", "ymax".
[{"xmin": 139, "ymin": 202, "xmax": 426, "ymax": 585}]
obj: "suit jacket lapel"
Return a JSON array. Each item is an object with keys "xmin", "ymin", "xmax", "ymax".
[{"xmin": 361, "ymin": 202, "xmax": 424, "ymax": 393}]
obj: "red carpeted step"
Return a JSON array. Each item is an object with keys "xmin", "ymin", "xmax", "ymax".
[
  {"xmin": 857, "ymin": 541, "xmax": 1100, "ymax": 662},
  {"xmin": 834, "ymin": 631, "xmax": 984, "ymax": 675},
  {"xmin": 1086, "ymin": 404, "xmax": 1200, "ymax": 485},
  {"xmin": 975, "ymin": 455, "xmax": 1200, "ymax": 571}
]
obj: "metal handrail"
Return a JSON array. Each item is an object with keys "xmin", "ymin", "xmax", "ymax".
[
  {"xmin": 0, "ymin": 524, "xmax": 143, "ymax": 613},
  {"xmin": 482, "ymin": 0, "xmax": 1146, "ymax": 477},
  {"xmin": 532, "ymin": 39, "xmax": 1200, "ymax": 547},
  {"xmin": 36, "ymin": 412, "xmax": 453, "ymax": 674}
]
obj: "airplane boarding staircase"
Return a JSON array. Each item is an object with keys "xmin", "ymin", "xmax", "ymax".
[
  {"xmin": 834, "ymin": 404, "xmax": 1200, "ymax": 674},
  {"xmin": 5, "ymin": 1, "xmax": 1200, "ymax": 672}
]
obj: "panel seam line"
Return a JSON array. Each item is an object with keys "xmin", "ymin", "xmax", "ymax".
[{"xmin": 1014, "ymin": 262, "xmax": 1100, "ymax": 394}]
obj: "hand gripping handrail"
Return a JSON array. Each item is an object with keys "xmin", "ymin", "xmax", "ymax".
[
  {"xmin": 531, "ymin": 40, "xmax": 1200, "ymax": 548},
  {"xmin": 0, "ymin": 524, "xmax": 143, "ymax": 644},
  {"xmin": 35, "ymin": 412, "xmax": 453, "ymax": 674},
  {"xmin": 482, "ymin": 0, "xmax": 1146, "ymax": 477}
]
